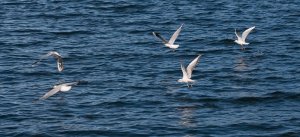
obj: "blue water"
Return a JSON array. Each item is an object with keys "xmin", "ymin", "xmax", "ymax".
[{"xmin": 1, "ymin": 0, "xmax": 300, "ymax": 136}]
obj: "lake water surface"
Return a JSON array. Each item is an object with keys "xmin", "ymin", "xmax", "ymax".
[{"xmin": 0, "ymin": 0, "xmax": 299, "ymax": 136}]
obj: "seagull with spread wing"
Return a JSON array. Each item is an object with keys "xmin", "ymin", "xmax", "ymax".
[
  {"xmin": 32, "ymin": 51, "xmax": 64, "ymax": 72},
  {"xmin": 178, "ymin": 54, "xmax": 202, "ymax": 88},
  {"xmin": 152, "ymin": 24, "xmax": 183, "ymax": 49},
  {"xmin": 39, "ymin": 81, "xmax": 79, "ymax": 100},
  {"xmin": 234, "ymin": 26, "xmax": 255, "ymax": 50}
]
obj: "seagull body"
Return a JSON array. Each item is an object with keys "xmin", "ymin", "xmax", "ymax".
[
  {"xmin": 234, "ymin": 26, "xmax": 255, "ymax": 50},
  {"xmin": 32, "ymin": 51, "xmax": 64, "ymax": 72},
  {"xmin": 40, "ymin": 82, "xmax": 79, "ymax": 100},
  {"xmin": 153, "ymin": 24, "xmax": 183, "ymax": 49},
  {"xmin": 178, "ymin": 55, "xmax": 202, "ymax": 87}
]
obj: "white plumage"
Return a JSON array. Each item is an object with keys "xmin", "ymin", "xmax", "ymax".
[
  {"xmin": 153, "ymin": 24, "xmax": 183, "ymax": 49},
  {"xmin": 40, "ymin": 82, "xmax": 79, "ymax": 100},
  {"xmin": 32, "ymin": 51, "xmax": 64, "ymax": 72},
  {"xmin": 234, "ymin": 26, "xmax": 255, "ymax": 50},
  {"xmin": 178, "ymin": 54, "xmax": 202, "ymax": 87}
]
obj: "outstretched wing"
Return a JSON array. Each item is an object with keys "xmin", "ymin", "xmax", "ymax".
[
  {"xmin": 235, "ymin": 29, "xmax": 242, "ymax": 41},
  {"xmin": 153, "ymin": 32, "xmax": 168, "ymax": 44},
  {"xmin": 181, "ymin": 63, "xmax": 189, "ymax": 79},
  {"xmin": 40, "ymin": 86, "xmax": 61, "ymax": 100},
  {"xmin": 186, "ymin": 54, "xmax": 202, "ymax": 78},
  {"xmin": 242, "ymin": 26, "xmax": 255, "ymax": 41},
  {"xmin": 32, "ymin": 51, "xmax": 63, "ymax": 72},
  {"xmin": 168, "ymin": 24, "xmax": 183, "ymax": 45},
  {"xmin": 54, "ymin": 55, "xmax": 63, "ymax": 72},
  {"xmin": 32, "ymin": 52, "xmax": 52, "ymax": 66},
  {"xmin": 32, "ymin": 58, "xmax": 45, "ymax": 66},
  {"xmin": 63, "ymin": 81, "xmax": 79, "ymax": 86},
  {"xmin": 49, "ymin": 52, "xmax": 64, "ymax": 72}
]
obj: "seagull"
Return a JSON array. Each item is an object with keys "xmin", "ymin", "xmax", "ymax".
[
  {"xmin": 32, "ymin": 51, "xmax": 64, "ymax": 72},
  {"xmin": 178, "ymin": 54, "xmax": 202, "ymax": 88},
  {"xmin": 39, "ymin": 81, "xmax": 79, "ymax": 100},
  {"xmin": 234, "ymin": 26, "xmax": 255, "ymax": 50},
  {"xmin": 153, "ymin": 24, "xmax": 183, "ymax": 49}
]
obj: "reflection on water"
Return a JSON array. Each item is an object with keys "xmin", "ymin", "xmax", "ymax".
[
  {"xmin": 177, "ymin": 106, "xmax": 197, "ymax": 128},
  {"xmin": 234, "ymin": 57, "xmax": 248, "ymax": 72},
  {"xmin": 177, "ymin": 105, "xmax": 197, "ymax": 137},
  {"xmin": 1, "ymin": 0, "xmax": 299, "ymax": 136}
]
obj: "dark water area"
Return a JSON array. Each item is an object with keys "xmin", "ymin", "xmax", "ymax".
[{"xmin": 0, "ymin": 0, "xmax": 300, "ymax": 136}]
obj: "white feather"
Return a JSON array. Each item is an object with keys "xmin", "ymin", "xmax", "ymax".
[
  {"xmin": 39, "ymin": 82, "xmax": 79, "ymax": 100},
  {"xmin": 169, "ymin": 24, "xmax": 183, "ymax": 45},
  {"xmin": 178, "ymin": 55, "xmax": 202, "ymax": 87},
  {"xmin": 234, "ymin": 26, "xmax": 255, "ymax": 47},
  {"xmin": 186, "ymin": 55, "xmax": 202, "ymax": 79},
  {"xmin": 242, "ymin": 26, "xmax": 255, "ymax": 42}
]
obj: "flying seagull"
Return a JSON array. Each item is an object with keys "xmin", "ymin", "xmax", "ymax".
[
  {"xmin": 39, "ymin": 81, "xmax": 79, "ymax": 100},
  {"xmin": 178, "ymin": 54, "xmax": 202, "ymax": 88},
  {"xmin": 32, "ymin": 51, "xmax": 64, "ymax": 72},
  {"xmin": 153, "ymin": 24, "xmax": 183, "ymax": 49},
  {"xmin": 234, "ymin": 26, "xmax": 255, "ymax": 50}
]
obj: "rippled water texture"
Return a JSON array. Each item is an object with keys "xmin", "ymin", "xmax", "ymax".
[{"xmin": 0, "ymin": 0, "xmax": 300, "ymax": 136}]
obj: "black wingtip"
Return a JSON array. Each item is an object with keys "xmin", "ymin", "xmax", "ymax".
[
  {"xmin": 152, "ymin": 32, "xmax": 159, "ymax": 36},
  {"xmin": 76, "ymin": 80, "xmax": 88, "ymax": 85},
  {"xmin": 32, "ymin": 61, "xmax": 38, "ymax": 66},
  {"xmin": 32, "ymin": 60, "xmax": 40, "ymax": 67}
]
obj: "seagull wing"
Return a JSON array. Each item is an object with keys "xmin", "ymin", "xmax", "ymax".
[
  {"xmin": 235, "ymin": 29, "xmax": 242, "ymax": 41},
  {"xmin": 153, "ymin": 32, "xmax": 168, "ymax": 44},
  {"xmin": 181, "ymin": 64, "xmax": 189, "ymax": 79},
  {"xmin": 49, "ymin": 52, "xmax": 64, "ymax": 72},
  {"xmin": 54, "ymin": 55, "xmax": 63, "ymax": 72},
  {"xmin": 168, "ymin": 24, "xmax": 183, "ymax": 45},
  {"xmin": 32, "ymin": 58, "xmax": 44, "ymax": 66},
  {"xmin": 32, "ymin": 52, "xmax": 52, "ymax": 66},
  {"xmin": 40, "ymin": 86, "xmax": 61, "ymax": 100},
  {"xmin": 186, "ymin": 55, "xmax": 202, "ymax": 78},
  {"xmin": 241, "ymin": 26, "xmax": 255, "ymax": 42},
  {"xmin": 63, "ymin": 81, "xmax": 79, "ymax": 86}
]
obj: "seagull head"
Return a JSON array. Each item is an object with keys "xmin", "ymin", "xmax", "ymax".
[
  {"xmin": 234, "ymin": 39, "xmax": 242, "ymax": 45},
  {"xmin": 178, "ymin": 79, "xmax": 183, "ymax": 83}
]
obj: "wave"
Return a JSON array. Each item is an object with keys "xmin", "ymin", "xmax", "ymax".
[{"xmin": 231, "ymin": 91, "xmax": 300, "ymax": 104}]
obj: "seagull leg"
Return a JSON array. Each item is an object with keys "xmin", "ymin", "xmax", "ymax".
[
  {"xmin": 187, "ymin": 84, "xmax": 192, "ymax": 88},
  {"xmin": 241, "ymin": 45, "xmax": 246, "ymax": 50}
]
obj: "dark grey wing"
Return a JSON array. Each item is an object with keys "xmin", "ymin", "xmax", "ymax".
[
  {"xmin": 32, "ymin": 53, "xmax": 51, "ymax": 66},
  {"xmin": 32, "ymin": 58, "xmax": 43, "ymax": 66},
  {"xmin": 63, "ymin": 81, "xmax": 79, "ymax": 86},
  {"xmin": 153, "ymin": 32, "xmax": 168, "ymax": 44},
  {"xmin": 51, "ymin": 54, "xmax": 64, "ymax": 72},
  {"xmin": 56, "ymin": 56, "xmax": 63, "ymax": 72}
]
